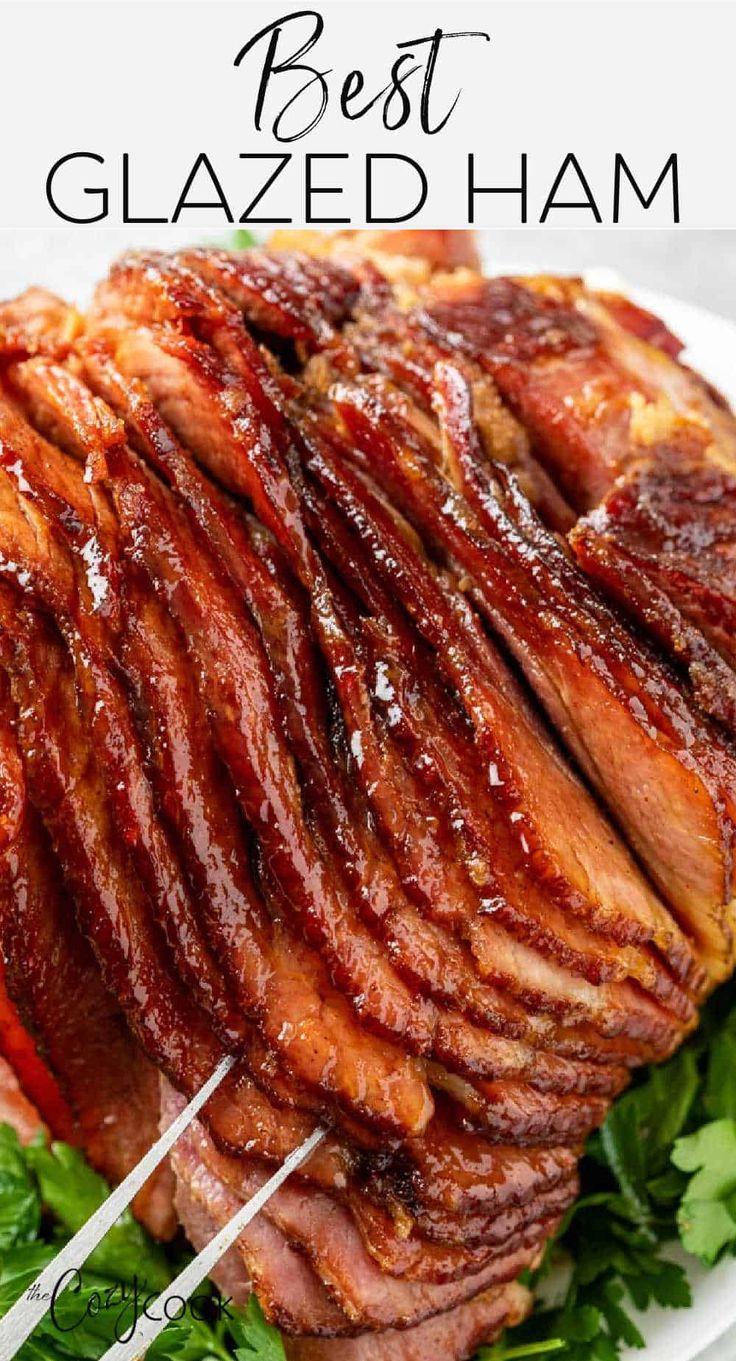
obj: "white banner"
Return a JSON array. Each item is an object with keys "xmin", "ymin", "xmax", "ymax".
[{"xmin": 0, "ymin": 1, "xmax": 734, "ymax": 228}]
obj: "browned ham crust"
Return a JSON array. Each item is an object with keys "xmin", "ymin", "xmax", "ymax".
[{"xmin": 0, "ymin": 231, "xmax": 734, "ymax": 1354}]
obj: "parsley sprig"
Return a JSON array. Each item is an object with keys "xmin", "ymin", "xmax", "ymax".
[
  {"xmin": 0, "ymin": 1127, "xmax": 285, "ymax": 1360},
  {"xmin": 487, "ymin": 975, "xmax": 736, "ymax": 1359},
  {"xmin": 1, "ymin": 977, "xmax": 736, "ymax": 1359}
]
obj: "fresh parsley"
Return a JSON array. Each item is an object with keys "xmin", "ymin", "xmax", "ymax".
[
  {"xmin": 672, "ymin": 1121, "xmax": 736, "ymax": 1264},
  {"xmin": 0, "ymin": 1128, "xmax": 284, "ymax": 1360},
  {"xmin": 230, "ymin": 1296, "xmax": 287, "ymax": 1361},
  {"xmin": 229, "ymin": 231, "xmax": 257, "ymax": 251},
  {"xmin": 205, "ymin": 230, "xmax": 257, "ymax": 252},
  {"xmin": 485, "ymin": 974, "xmax": 736, "ymax": 1359},
  {"xmin": 479, "ymin": 1339, "xmax": 566, "ymax": 1359},
  {"xmin": 0, "ymin": 1126, "xmax": 40, "ymax": 1251},
  {"xmin": 2, "ymin": 975, "xmax": 736, "ymax": 1359}
]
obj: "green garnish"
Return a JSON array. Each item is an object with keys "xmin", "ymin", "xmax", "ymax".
[
  {"xmin": 1, "ymin": 975, "xmax": 735, "ymax": 1358},
  {"xmin": 487, "ymin": 974, "xmax": 736, "ymax": 1358},
  {"xmin": 230, "ymin": 1297, "xmax": 287, "ymax": 1361},
  {"xmin": 0, "ymin": 1127, "xmax": 283, "ymax": 1359},
  {"xmin": 228, "ymin": 231, "xmax": 257, "ymax": 252}
]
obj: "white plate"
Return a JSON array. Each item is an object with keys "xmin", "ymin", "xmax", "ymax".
[
  {"xmin": 515, "ymin": 273, "xmax": 736, "ymax": 1361},
  {"xmin": 611, "ymin": 279, "xmax": 736, "ymax": 412},
  {"xmin": 612, "ymin": 288, "xmax": 736, "ymax": 1361},
  {"xmin": 4, "ymin": 234, "xmax": 736, "ymax": 1361},
  {"xmin": 401, "ymin": 261, "xmax": 736, "ymax": 1361},
  {"xmin": 621, "ymin": 1242, "xmax": 736, "ymax": 1361}
]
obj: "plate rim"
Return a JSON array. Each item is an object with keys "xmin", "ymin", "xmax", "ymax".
[{"xmin": 482, "ymin": 262, "xmax": 736, "ymax": 1361}]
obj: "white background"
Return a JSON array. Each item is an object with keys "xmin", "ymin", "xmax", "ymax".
[{"xmin": 0, "ymin": 2, "xmax": 735, "ymax": 227}]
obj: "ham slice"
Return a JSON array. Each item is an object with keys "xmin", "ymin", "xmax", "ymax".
[
  {"xmin": 328, "ymin": 369, "xmax": 736, "ymax": 979},
  {"xmin": 284, "ymin": 1283, "xmax": 529, "ymax": 1361},
  {"xmin": 416, "ymin": 273, "xmax": 736, "ymax": 510},
  {"xmin": 164, "ymin": 1081, "xmax": 543, "ymax": 1332},
  {"xmin": 172, "ymin": 1137, "xmax": 350, "ymax": 1336},
  {"xmin": 0, "ymin": 1054, "xmax": 47, "ymax": 1144},
  {"xmin": 174, "ymin": 1147, "xmax": 531, "ymax": 1360},
  {"xmin": 572, "ymin": 450, "xmax": 736, "ymax": 732},
  {"xmin": 0, "ymin": 788, "xmax": 174, "ymax": 1235}
]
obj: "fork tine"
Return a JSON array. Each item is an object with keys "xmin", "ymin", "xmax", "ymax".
[
  {"xmin": 99, "ymin": 1127, "xmax": 327, "ymax": 1361},
  {"xmin": 0, "ymin": 1054, "xmax": 237, "ymax": 1361}
]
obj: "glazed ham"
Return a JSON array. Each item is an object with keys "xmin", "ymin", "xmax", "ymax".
[{"xmin": 0, "ymin": 230, "xmax": 734, "ymax": 1357}]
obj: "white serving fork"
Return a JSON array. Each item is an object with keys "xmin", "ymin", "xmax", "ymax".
[{"xmin": 0, "ymin": 1056, "xmax": 325, "ymax": 1361}]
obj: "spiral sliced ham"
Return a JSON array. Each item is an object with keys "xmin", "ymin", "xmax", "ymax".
[{"xmin": 0, "ymin": 229, "xmax": 734, "ymax": 1356}]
